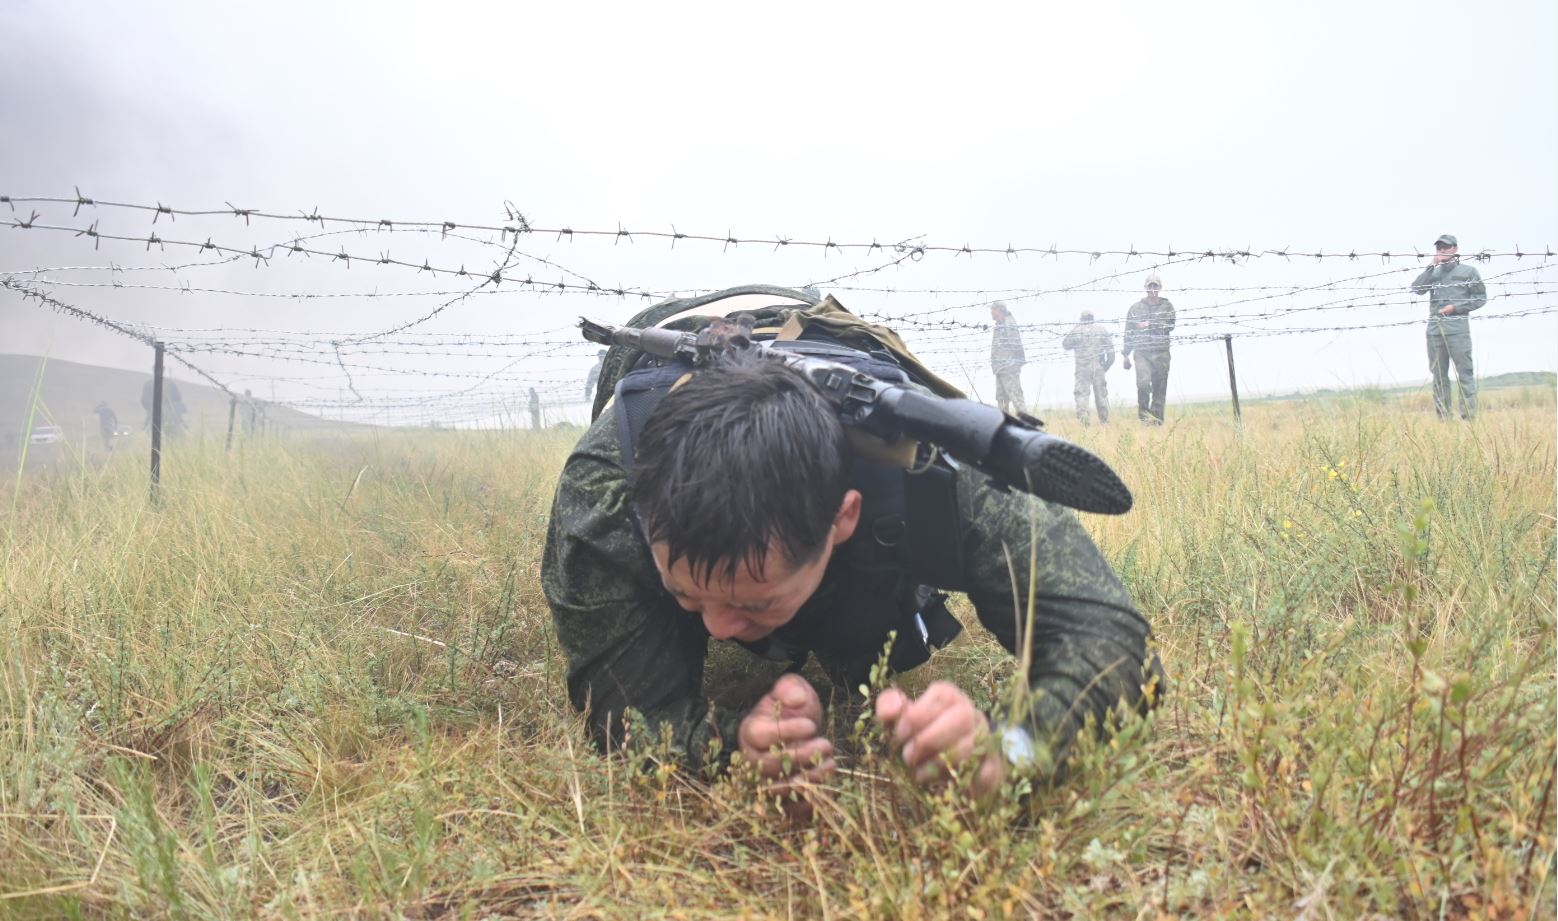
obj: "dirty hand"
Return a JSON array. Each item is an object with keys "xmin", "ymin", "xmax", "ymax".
[
  {"xmin": 1438, "ymin": 305, "xmax": 1456, "ymax": 316},
  {"xmin": 739, "ymin": 674, "xmax": 835, "ymax": 815},
  {"xmin": 875, "ymin": 682, "xmax": 1005, "ymax": 798}
]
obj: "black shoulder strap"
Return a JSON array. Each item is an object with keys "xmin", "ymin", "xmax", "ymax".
[{"xmin": 612, "ymin": 363, "xmax": 686, "ymax": 470}]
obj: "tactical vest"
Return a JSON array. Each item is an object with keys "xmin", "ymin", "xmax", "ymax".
[{"xmin": 610, "ymin": 316, "xmax": 970, "ymax": 689}]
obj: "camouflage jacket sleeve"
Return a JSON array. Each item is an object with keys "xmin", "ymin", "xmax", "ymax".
[
  {"xmin": 957, "ymin": 470, "xmax": 1156, "ymax": 774},
  {"xmin": 540, "ymin": 407, "xmax": 743, "ymax": 770},
  {"xmin": 1061, "ymin": 325, "xmax": 1080, "ymax": 351}
]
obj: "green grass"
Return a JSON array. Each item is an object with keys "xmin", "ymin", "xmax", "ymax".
[{"xmin": 0, "ymin": 390, "xmax": 1553, "ymax": 918}]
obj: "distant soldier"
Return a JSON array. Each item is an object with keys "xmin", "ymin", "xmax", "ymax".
[
  {"xmin": 1411, "ymin": 233, "xmax": 1486, "ymax": 420},
  {"xmin": 93, "ymin": 402, "xmax": 118, "ymax": 451},
  {"xmin": 988, "ymin": 301, "xmax": 1026, "ymax": 414},
  {"xmin": 585, "ymin": 350, "xmax": 607, "ymax": 401},
  {"xmin": 1062, "ymin": 311, "xmax": 1114, "ymax": 425},
  {"xmin": 1121, "ymin": 273, "xmax": 1176, "ymax": 424},
  {"xmin": 528, "ymin": 387, "xmax": 542, "ymax": 430},
  {"xmin": 140, "ymin": 379, "xmax": 188, "ymax": 437}
]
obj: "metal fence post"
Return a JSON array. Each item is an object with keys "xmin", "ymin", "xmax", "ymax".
[
  {"xmin": 1224, "ymin": 334, "xmax": 1242, "ymax": 424},
  {"xmin": 150, "ymin": 341, "xmax": 165, "ymax": 501}
]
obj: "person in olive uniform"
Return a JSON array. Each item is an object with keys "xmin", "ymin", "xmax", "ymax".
[
  {"xmin": 93, "ymin": 402, "xmax": 118, "ymax": 452},
  {"xmin": 1411, "ymin": 233, "xmax": 1486, "ymax": 420},
  {"xmin": 541, "ymin": 312, "xmax": 1159, "ymax": 814},
  {"xmin": 1121, "ymin": 274, "xmax": 1175, "ymax": 424},
  {"xmin": 1062, "ymin": 310, "xmax": 1115, "ymax": 425},
  {"xmin": 585, "ymin": 350, "xmax": 607, "ymax": 401},
  {"xmin": 988, "ymin": 301, "xmax": 1026, "ymax": 414}
]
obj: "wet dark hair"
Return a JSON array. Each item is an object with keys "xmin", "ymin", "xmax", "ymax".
[{"xmin": 629, "ymin": 350, "xmax": 850, "ymax": 587}]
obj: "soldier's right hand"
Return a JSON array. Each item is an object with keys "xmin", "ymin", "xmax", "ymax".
[
  {"xmin": 1122, "ymin": 357, "xmax": 1132, "ymax": 371},
  {"xmin": 738, "ymin": 674, "xmax": 835, "ymax": 817}
]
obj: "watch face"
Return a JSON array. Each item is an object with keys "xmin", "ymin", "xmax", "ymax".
[{"xmin": 1000, "ymin": 725, "xmax": 1036, "ymax": 766}]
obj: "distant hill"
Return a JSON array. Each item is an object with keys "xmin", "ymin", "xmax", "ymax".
[
  {"xmin": 1, "ymin": 353, "xmax": 351, "ymax": 464},
  {"xmin": 1238, "ymin": 371, "xmax": 1556, "ymax": 405}
]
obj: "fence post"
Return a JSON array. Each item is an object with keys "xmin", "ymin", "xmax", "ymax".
[
  {"xmin": 1224, "ymin": 334, "xmax": 1242, "ymax": 424},
  {"xmin": 150, "ymin": 341, "xmax": 165, "ymax": 502},
  {"xmin": 224, "ymin": 395, "xmax": 237, "ymax": 452}
]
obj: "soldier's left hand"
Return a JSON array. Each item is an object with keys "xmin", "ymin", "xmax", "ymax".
[
  {"xmin": 875, "ymin": 681, "xmax": 1005, "ymax": 797},
  {"xmin": 1438, "ymin": 305, "xmax": 1455, "ymax": 316}
]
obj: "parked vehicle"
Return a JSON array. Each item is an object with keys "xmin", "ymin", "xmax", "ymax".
[{"xmin": 29, "ymin": 425, "xmax": 64, "ymax": 445}]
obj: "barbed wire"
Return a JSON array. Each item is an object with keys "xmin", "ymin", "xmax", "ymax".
[
  {"xmin": 6, "ymin": 193, "xmax": 1552, "ymax": 262},
  {"xmin": 1, "ymin": 278, "xmax": 236, "ymax": 396},
  {"xmin": 868, "ymin": 263, "xmax": 1557, "ymax": 332},
  {"xmin": 3, "ymin": 219, "xmax": 664, "ymax": 299}
]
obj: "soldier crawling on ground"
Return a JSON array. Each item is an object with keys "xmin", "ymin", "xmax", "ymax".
[
  {"xmin": 1061, "ymin": 310, "xmax": 1115, "ymax": 425},
  {"xmin": 542, "ymin": 287, "xmax": 1161, "ymax": 818}
]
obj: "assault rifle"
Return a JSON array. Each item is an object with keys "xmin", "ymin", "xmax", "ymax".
[{"xmin": 579, "ymin": 316, "xmax": 1132, "ymax": 515}]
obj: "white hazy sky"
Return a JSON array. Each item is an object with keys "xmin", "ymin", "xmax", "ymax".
[{"xmin": 3, "ymin": 0, "xmax": 1555, "ymax": 424}]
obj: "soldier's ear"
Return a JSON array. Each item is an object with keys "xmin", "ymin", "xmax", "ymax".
[{"xmin": 831, "ymin": 489, "xmax": 863, "ymax": 546}]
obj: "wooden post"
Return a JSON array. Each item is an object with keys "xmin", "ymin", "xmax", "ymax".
[
  {"xmin": 150, "ymin": 342, "xmax": 165, "ymax": 501},
  {"xmin": 1224, "ymin": 334, "xmax": 1242, "ymax": 424},
  {"xmin": 225, "ymin": 395, "xmax": 237, "ymax": 453}
]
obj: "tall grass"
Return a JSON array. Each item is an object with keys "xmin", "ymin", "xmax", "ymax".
[{"xmin": 1, "ymin": 392, "xmax": 1552, "ymax": 919}]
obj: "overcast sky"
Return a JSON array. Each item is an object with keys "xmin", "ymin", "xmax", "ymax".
[{"xmin": 3, "ymin": 0, "xmax": 1555, "ymax": 425}]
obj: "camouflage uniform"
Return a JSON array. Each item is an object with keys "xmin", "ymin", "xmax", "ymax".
[
  {"xmin": 1122, "ymin": 298, "xmax": 1176, "ymax": 423},
  {"xmin": 990, "ymin": 312, "xmax": 1026, "ymax": 414},
  {"xmin": 541, "ymin": 405, "xmax": 1157, "ymax": 776},
  {"xmin": 1411, "ymin": 258, "xmax": 1486, "ymax": 419},
  {"xmin": 1061, "ymin": 318, "xmax": 1114, "ymax": 425}
]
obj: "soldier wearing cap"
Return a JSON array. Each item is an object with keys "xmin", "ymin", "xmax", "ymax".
[
  {"xmin": 1062, "ymin": 310, "xmax": 1115, "ymax": 425},
  {"xmin": 1120, "ymin": 274, "xmax": 1176, "ymax": 424},
  {"xmin": 988, "ymin": 302, "xmax": 1026, "ymax": 414},
  {"xmin": 1411, "ymin": 234, "xmax": 1486, "ymax": 420}
]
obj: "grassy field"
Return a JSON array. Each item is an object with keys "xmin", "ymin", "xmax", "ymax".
[{"xmin": 1, "ymin": 388, "xmax": 1553, "ymax": 919}]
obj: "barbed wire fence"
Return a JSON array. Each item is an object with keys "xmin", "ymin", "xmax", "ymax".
[{"xmin": 4, "ymin": 191, "xmax": 1555, "ymax": 469}]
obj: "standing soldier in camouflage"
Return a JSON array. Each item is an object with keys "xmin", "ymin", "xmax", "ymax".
[
  {"xmin": 1061, "ymin": 310, "xmax": 1114, "ymax": 425},
  {"xmin": 988, "ymin": 301, "xmax": 1026, "ymax": 414},
  {"xmin": 1411, "ymin": 233, "xmax": 1486, "ymax": 420},
  {"xmin": 1120, "ymin": 274, "xmax": 1176, "ymax": 424}
]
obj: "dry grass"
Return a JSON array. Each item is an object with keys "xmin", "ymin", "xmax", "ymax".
[{"xmin": 1, "ymin": 390, "xmax": 1553, "ymax": 919}]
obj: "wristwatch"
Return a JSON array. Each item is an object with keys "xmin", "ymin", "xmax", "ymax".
[{"xmin": 998, "ymin": 724, "xmax": 1037, "ymax": 769}]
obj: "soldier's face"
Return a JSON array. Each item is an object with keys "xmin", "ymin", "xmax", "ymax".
[
  {"xmin": 650, "ymin": 490, "xmax": 863, "ymax": 643},
  {"xmin": 1145, "ymin": 284, "xmax": 1161, "ymax": 301}
]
